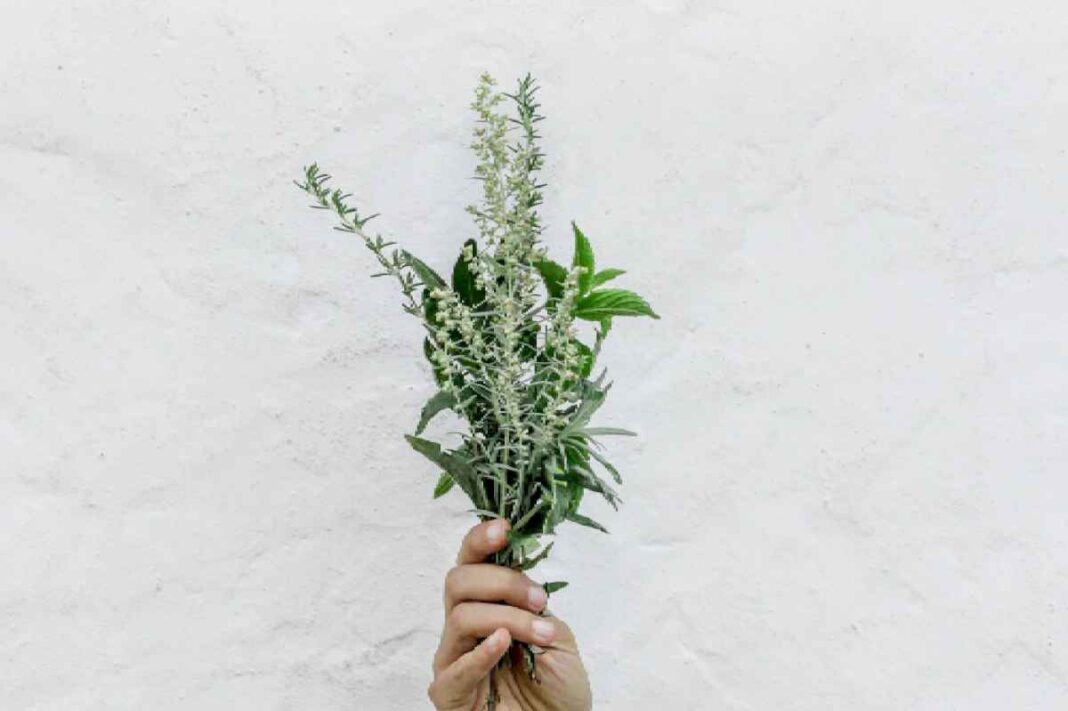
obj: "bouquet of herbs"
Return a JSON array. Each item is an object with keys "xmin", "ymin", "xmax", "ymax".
[{"xmin": 295, "ymin": 72, "xmax": 657, "ymax": 694}]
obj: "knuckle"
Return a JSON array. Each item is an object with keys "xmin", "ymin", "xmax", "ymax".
[
  {"xmin": 444, "ymin": 565, "xmax": 463, "ymax": 593},
  {"xmin": 504, "ymin": 605, "xmax": 531, "ymax": 630},
  {"xmin": 508, "ymin": 570, "xmax": 532, "ymax": 596},
  {"xmin": 447, "ymin": 602, "xmax": 469, "ymax": 631},
  {"xmin": 427, "ymin": 680, "xmax": 442, "ymax": 705}
]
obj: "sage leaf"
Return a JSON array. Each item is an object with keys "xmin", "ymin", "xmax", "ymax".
[
  {"xmin": 580, "ymin": 426, "xmax": 636, "ymax": 437},
  {"xmin": 405, "ymin": 435, "xmax": 477, "ymax": 495},
  {"xmin": 415, "ymin": 390, "xmax": 457, "ymax": 435},
  {"xmin": 403, "ymin": 251, "xmax": 445, "ymax": 289},
  {"xmin": 566, "ymin": 511, "xmax": 609, "ymax": 533}
]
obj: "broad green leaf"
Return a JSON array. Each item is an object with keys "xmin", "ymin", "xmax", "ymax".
[
  {"xmin": 591, "ymin": 268, "xmax": 626, "ymax": 288},
  {"xmin": 451, "ymin": 239, "xmax": 484, "ymax": 306},
  {"xmin": 575, "ymin": 288, "xmax": 659, "ymax": 320},
  {"xmin": 535, "ymin": 258, "xmax": 567, "ymax": 299},
  {"xmin": 422, "ymin": 287, "xmax": 440, "ymax": 323},
  {"xmin": 566, "ymin": 511, "xmax": 609, "ymax": 533},
  {"xmin": 403, "ymin": 251, "xmax": 445, "ymax": 289},
  {"xmin": 422, "ymin": 337, "xmax": 447, "ymax": 386},
  {"xmin": 571, "ymin": 222, "xmax": 595, "ymax": 294},
  {"xmin": 543, "ymin": 581, "xmax": 569, "ymax": 594},
  {"xmin": 432, "ymin": 472, "xmax": 455, "ymax": 498},
  {"xmin": 416, "ymin": 390, "xmax": 457, "ymax": 435}
]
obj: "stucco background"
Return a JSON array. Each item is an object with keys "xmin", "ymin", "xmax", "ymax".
[{"xmin": 2, "ymin": 1, "xmax": 1067, "ymax": 709}]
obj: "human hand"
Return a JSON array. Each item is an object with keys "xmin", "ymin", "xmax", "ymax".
[{"xmin": 428, "ymin": 519, "xmax": 593, "ymax": 711}]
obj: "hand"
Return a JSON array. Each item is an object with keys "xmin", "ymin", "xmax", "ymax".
[{"xmin": 428, "ymin": 519, "xmax": 593, "ymax": 711}]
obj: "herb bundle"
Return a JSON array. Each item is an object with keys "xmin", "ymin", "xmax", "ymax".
[{"xmin": 295, "ymin": 73, "xmax": 657, "ymax": 703}]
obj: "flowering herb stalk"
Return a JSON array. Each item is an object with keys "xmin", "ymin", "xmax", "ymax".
[{"xmin": 295, "ymin": 73, "xmax": 657, "ymax": 707}]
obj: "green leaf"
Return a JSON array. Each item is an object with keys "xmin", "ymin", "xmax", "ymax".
[
  {"xmin": 422, "ymin": 338, "xmax": 447, "ymax": 386},
  {"xmin": 580, "ymin": 426, "xmax": 637, "ymax": 437},
  {"xmin": 416, "ymin": 390, "xmax": 457, "ymax": 435},
  {"xmin": 591, "ymin": 268, "xmax": 626, "ymax": 288},
  {"xmin": 573, "ymin": 339, "xmax": 594, "ymax": 379},
  {"xmin": 587, "ymin": 447, "xmax": 623, "ymax": 485},
  {"xmin": 403, "ymin": 251, "xmax": 445, "ymax": 289},
  {"xmin": 519, "ymin": 541, "xmax": 554, "ymax": 571},
  {"xmin": 433, "ymin": 472, "xmax": 455, "ymax": 498},
  {"xmin": 535, "ymin": 258, "xmax": 567, "ymax": 299},
  {"xmin": 405, "ymin": 435, "xmax": 477, "ymax": 495},
  {"xmin": 566, "ymin": 511, "xmax": 609, "ymax": 533},
  {"xmin": 560, "ymin": 375, "xmax": 610, "ymax": 435},
  {"xmin": 422, "ymin": 288, "xmax": 440, "ymax": 324},
  {"xmin": 543, "ymin": 581, "xmax": 569, "ymax": 595},
  {"xmin": 575, "ymin": 288, "xmax": 659, "ymax": 320},
  {"xmin": 571, "ymin": 222, "xmax": 595, "ymax": 294},
  {"xmin": 451, "ymin": 239, "xmax": 484, "ymax": 306},
  {"xmin": 519, "ymin": 321, "xmax": 539, "ymax": 361}
]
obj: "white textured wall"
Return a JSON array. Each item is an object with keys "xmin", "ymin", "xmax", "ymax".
[{"xmin": 2, "ymin": 1, "xmax": 1066, "ymax": 709}]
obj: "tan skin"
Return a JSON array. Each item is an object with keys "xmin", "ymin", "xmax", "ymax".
[{"xmin": 428, "ymin": 519, "xmax": 593, "ymax": 711}]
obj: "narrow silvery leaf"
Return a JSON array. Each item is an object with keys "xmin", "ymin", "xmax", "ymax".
[
  {"xmin": 580, "ymin": 427, "xmax": 637, "ymax": 437},
  {"xmin": 402, "ymin": 251, "xmax": 445, "ymax": 289},
  {"xmin": 587, "ymin": 447, "xmax": 623, "ymax": 484},
  {"xmin": 566, "ymin": 511, "xmax": 609, "ymax": 533},
  {"xmin": 405, "ymin": 435, "xmax": 477, "ymax": 496},
  {"xmin": 416, "ymin": 390, "xmax": 457, "ymax": 435}
]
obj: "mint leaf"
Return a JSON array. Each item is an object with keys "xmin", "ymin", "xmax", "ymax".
[{"xmin": 575, "ymin": 288, "xmax": 659, "ymax": 320}]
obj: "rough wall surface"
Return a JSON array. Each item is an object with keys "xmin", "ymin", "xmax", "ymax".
[{"xmin": 2, "ymin": 2, "xmax": 1066, "ymax": 709}]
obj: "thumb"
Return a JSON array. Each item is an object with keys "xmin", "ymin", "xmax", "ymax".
[{"xmin": 429, "ymin": 628, "xmax": 511, "ymax": 709}]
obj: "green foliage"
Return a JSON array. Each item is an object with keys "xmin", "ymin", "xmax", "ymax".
[
  {"xmin": 433, "ymin": 472, "xmax": 455, "ymax": 498},
  {"xmin": 415, "ymin": 390, "xmax": 457, "ymax": 435},
  {"xmin": 295, "ymin": 71, "xmax": 658, "ymax": 586},
  {"xmin": 575, "ymin": 288, "xmax": 660, "ymax": 320},
  {"xmin": 571, "ymin": 223, "xmax": 596, "ymax": 295}
]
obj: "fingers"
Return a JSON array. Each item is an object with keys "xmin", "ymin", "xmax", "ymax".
[
  {"xmin": 428, "ymin": 628, "xmax": 511, "ymax": 709},
  {"xmin": 437, "ymin": 601, "xmax": 564, "ymax": 669},
  {"xmin": 444, "ymin": 564, "xmax": 548, "ymax": 613},
  {"xmin": 456, "ymin": 518, "xmax": 510, "ymax": 565}
]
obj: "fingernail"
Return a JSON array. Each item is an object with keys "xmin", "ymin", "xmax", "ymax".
[
  {"xmin": 528, "ymin": 585, "xmax": 547, "ymax": 611},
  {"xmin": 486, "ymin": 520, "xmax": 506, "ymax": 544},
  {"xmin": 532, "ymin": 619, "xmax": 554, "ymax": 644}
]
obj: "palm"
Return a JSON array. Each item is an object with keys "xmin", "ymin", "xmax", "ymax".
[{"xmin": 487, "ymin": 642, "xmax": 591, "ymax": 710}]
